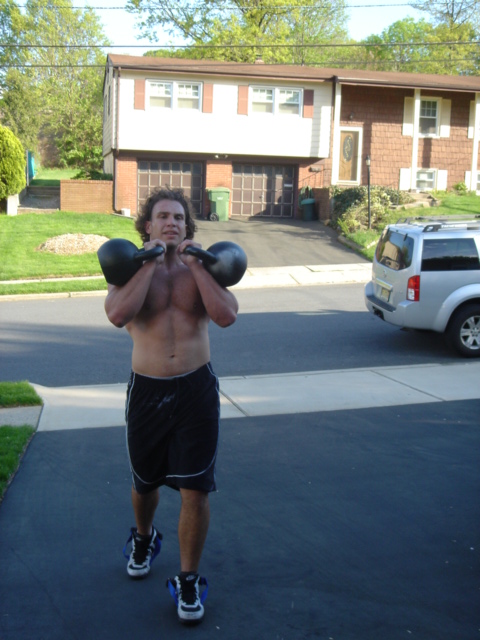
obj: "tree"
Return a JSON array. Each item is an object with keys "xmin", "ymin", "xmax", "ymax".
[
  {"xmin": 353, "ymin": 17, "xmax": 478, "ymax": 74},
  {"xmin": 411, "ymin": 0, "xmax": 479, "ymax": 28},
  {"xmin": 126, "ymin": 0, "xmax": 349, "ymax": 64},
  {"xmin": 0, "ymin": 0, "xmax": 108, "ymax": 169},
  {"xmin": 0, "ymin": 125, "xmax": 25, "ymax": 200}
]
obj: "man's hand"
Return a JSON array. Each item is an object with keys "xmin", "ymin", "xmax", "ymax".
[
  {"xmin": 177, "ymin": 239, "xmax": 202, "ymax": 266},
  {"xmin": 144, "ymin": 238, "xmax": 166, "ymax": 264}
]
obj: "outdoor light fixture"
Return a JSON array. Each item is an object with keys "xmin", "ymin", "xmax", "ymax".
[{"xmin": 366, "ymin": 155, "xmax": 371, "ymax": 229}]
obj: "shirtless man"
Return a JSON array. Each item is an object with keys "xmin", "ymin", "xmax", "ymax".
[{"xmin": 104, "ymin": 187, "xmax": 238, "ymax": 625}]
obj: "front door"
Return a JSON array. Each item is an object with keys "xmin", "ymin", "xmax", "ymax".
[{"xmin": 338, "ymin": 130, "xmax": 359, "ymax": 182}]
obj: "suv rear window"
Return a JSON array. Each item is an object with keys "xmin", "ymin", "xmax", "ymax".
[
  {"xmin": 422, "ymin": 238, "xmax": 480, "ymax": 271},
  {"xmin": 375, "ymin": 229, "xmax": 414, "ymax": 271}
]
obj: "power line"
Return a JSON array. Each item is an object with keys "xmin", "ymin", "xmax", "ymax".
[
  {"xmin": 2, "ymin": 40, "xmax": 479, "ymax": 49},
  {"xmin": 1, "ymin": 57, "xmax": 477, "ymax": 69}
]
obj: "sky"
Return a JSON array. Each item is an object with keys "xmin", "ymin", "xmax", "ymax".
[{"xmin": 86, "ymin": 1, "xmax": 425, "ymax": 57}]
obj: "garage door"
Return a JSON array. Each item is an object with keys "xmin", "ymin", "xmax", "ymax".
[
  {"xmin": 232, "ymin": 164, "xmax": 295, "ymax": 217},
  {"xmin": 137, "ymin": 161, "xmax": 204, "ymax": 216}
]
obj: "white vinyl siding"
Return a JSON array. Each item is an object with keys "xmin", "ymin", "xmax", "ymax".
[{"xmin": 117, "ymin": 75, "xmax": 330, "ymax": 158}]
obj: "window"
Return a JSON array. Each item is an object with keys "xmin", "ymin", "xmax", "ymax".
[
  {"xmin": 177, "ymin": 84, "xmax": 200, "ymax": 109},
  {"xmin": 416, "ymin": 169, "xmax": 436, "ymax": 190},
  {"xmin": 375, "ymin": 229, "xmax": 414, "ymax": 271},
  {"xmin": 251, "ymin": 86, "xmax": 301, "ymax": 116},
  {"xmin": 147, "ymin": 81, "xmax": 201, "ymax": 110},
  {"xmin": 477, "ymin": 172, "xmax": 480, "ymax": 191},
  {"xmin": 419, "ymin": 99, "xmax": 438, "ymax": 136},
  {"xmin": 149, "ymin": 82, "xmax": 172, "ymax": 108},
  {"xmin": 422, "ymin": 239, "xmax": 480, "ymax": 272},
  {"xmin": 278, "ymin": 90, "xmax": 300, "ymax": 115},
  {"xmin": 252, "ymin": 88, "xmax": 273, "ymax": 113}
]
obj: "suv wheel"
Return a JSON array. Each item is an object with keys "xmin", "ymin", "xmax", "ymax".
[{"xmin": 447, "ymin": 304, "xmax": 480, "ymax": 357}]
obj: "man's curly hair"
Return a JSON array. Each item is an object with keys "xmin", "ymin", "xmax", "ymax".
[{"xmin": 135, "ymin": 187, "xmax": 197, "ymax": 244}]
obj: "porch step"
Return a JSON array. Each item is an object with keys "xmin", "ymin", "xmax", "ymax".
[{"xmin": 27, "ymin": 186, "xmax": 60, "ymax": 198}]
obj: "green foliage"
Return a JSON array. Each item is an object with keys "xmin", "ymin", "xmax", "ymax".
[
  {"xmin": 0, "ymin": 0, "xmax": 108, "ymax": 169},
  {"xmin": 0, "ymin": 125, "xmax": 26, "ymax": 199},
  {"xmin": 453, "ymin": 181, "xmax": 468, "ymax": 194},
  {"xmin": 330, "ymin": 186, "xmax": 414, "ymax": 234},
  {"xmin": 72, "ymin": 169, "xmax": 113, "ymax": 181},
  {"xmin": 0, "ymin": 381, "xmax": 42, "ymax": 407},
  {"xmin": 0, "ymin": 426, "xmax": 35, "ymax": 500},
  {"xmin": 354, "ymin": 17, "xmax": 478, "ymax": 74},
  {"xmin": 129, "ymin": 0, "xmax": 349, "ymax": 64}
]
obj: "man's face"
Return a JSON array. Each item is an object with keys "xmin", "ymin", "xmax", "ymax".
[{"xmin": 145, "ymin": 199, "xmax": 187, "ymax": 247}]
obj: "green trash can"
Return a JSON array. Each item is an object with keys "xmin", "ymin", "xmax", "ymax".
[
  {"xmin": 207, "ymin": 187, "xmax": 230, "ymax": 221},
  {"xmin": 300, "ymin": 197, "xmax": 316, "ymax": 221}
]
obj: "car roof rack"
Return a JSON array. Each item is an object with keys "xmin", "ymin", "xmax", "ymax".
[{"xmin": 395, "ymin": 215, "xmax": 480, "ymax": 232}]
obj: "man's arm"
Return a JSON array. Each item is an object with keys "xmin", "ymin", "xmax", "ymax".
[
  {"xmin": 178, "ymin": 241, "xmax": 239, "ymax": 328},
  {"xmin": 104, "ymin": 240, "xmax": 164, "ymax": 328}
]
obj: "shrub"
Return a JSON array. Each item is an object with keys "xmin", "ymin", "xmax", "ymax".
[
  {"xmin": 72, "ymin": 169, "xmax": 113, "ymax": 181},
  {"xmin": 330, "ymin": 185, "xmax": 395, "ymax": 234},
  {"xmin": 0, "ymin": 125, "xmax": 26, "ymax": 200},
  {"xmin": 453, "ymin": 181, "xmax": 467, "ymax": 195}
]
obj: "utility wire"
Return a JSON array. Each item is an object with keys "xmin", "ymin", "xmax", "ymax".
[
  {"xmin": 1, "ymin": 57, "xmax": 477, "ymax": 69},
  {"xmin": 2, "ymin": 40, "xmax": 479, "ymax": 49}
]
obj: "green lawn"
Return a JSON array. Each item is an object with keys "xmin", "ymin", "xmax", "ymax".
[
  {"xmin": 0, "ymin": 382, "xmax": 40, "ymax": 501},
  {"xmin": 30, "ymin": 167, "xmax": 79, "ymax": 186},
  {"xmin": 0, "ymin": 212, "xmax": 139, "ymax": 285},
  {"xmin": 0, "ymin": 426, "xmax": 35, "ymax": 500}
]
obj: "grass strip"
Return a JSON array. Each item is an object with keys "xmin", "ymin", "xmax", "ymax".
[
  {"xmin": 0, "ymin": 279, "xmax": 108, "ymax": 296},
  {"xmin": 0, "ymin": 381, "xmax": 42, "ymax": 408},
  {"xmin": 0, "ymin": 426, "xmax": 35, "ymax": 500}
]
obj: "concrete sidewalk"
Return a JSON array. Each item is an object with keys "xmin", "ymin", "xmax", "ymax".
[{"xmin": 2, "ymin": 361, "xmax": 479, "ymax": 431}]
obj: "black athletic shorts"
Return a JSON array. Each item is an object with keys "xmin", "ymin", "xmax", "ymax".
[{"xmin": 125, "ymin": 363, "xmax": 220, "ymax": 494}]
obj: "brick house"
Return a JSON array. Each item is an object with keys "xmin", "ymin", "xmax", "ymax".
[{"xmin": 103, "ymin": 55, "xmax": 480, "ymax": 219}]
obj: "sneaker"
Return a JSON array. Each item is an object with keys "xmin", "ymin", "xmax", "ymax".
[
  {"xmin": 123, "ymin": 526, "xmax": 162, "ymax": 578},
  {"xmin": 166, "ymin": 573, "xmax": 208, "ymax": 625}
]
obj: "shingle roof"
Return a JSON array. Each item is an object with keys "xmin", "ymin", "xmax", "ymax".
[{"xmin": 106, "ymin": 54, "xmax": 480, "ymax": 92}]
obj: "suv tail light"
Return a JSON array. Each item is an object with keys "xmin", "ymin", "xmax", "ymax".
[{"xmin": 407, "ymin": 275, "xmax": 420, "ymax": 301}]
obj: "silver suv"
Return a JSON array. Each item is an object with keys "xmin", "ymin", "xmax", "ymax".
[{"xmin": 364, "ymin": 216, "xmax": 480, "ymax": 357}]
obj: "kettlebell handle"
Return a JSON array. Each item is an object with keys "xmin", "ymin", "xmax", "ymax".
[
  {"xmin": 134, "ymin": 245, "xmax": 165, "ymax": 262},
  {"xmin": 183, "ymin": 245, "xmax": 217, "ymax": 265}
]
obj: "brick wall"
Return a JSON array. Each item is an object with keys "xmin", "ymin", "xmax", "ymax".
[
  {"xmin": 60, "ymin": 180, "xmax": 113, "ymax": 213},
  {"xmin": 115, "ymin": 157, "xmax": 138, "ymax": 215},
  {"xmin": 340, "ymin": 86, "xmax": 475, "ymax": 190},
  {"xmin": 205, "ymin": 160, "xmax": 233, "ymax": 217}
]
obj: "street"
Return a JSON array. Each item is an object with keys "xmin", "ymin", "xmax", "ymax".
[
  {"xmin": 0, "ymin": 285, "xmax": 479, "ymax": 640},
  {"xmin": 0, "ymin": 283, "xmax": 459, "ymax": 387}
]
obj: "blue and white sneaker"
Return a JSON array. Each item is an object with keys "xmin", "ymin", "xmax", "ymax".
[
  {"xmin": 123, "ymin": 526, "xmax": 162, "ymax": 578},
  {"xmin": 166, "ymin": 573, "xmax": 208, "ymax": 625}
]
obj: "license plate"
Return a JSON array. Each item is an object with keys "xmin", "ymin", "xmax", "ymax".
[{"xmin": 380, "ymin": 286, "xmax": 390, "ymax": 302}]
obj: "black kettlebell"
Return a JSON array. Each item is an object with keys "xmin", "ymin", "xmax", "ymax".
[
  {"xmin": 97, "ymin": 238, "xmax": 165, "ymax": 287},
  {"xmin": 184, "ymin": 241, "xmax": 248, "ymax": 288}
]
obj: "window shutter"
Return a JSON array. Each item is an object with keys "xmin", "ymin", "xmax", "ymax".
[
  {"xmin": 402, "ymin": 97, "xmax": 414, "ymax": 137},
  {"xmin": 437, "ymin": 170, "xmax": 448, "ymax": 191},
  {"xmin": 134, "ymin": 79, "xmax": 145, "ymax": 110},
  {"xmin": 303, "ymin": 89, "xmax": 314, "ymax": 118},
  {"xmin": 439, "ymin": 99, "xmax": 451, "ymax": 138},
  {"xmin": 465, "ymin": 170, "xmax": 472, "ymax": 189},
  {"xmin": 238, "ymin": 85, "xmax": 248, "ymax": 115},
  {"xmin": 468, "ymin": 101, "xmax": 475, "ymax": 139},
  {"xmin": 203, "ymin": 83, "xmax": 213, "ymax": 113},
  {"xmin": 399, "ymin": 168, "xmax": 411, "ymax": 190}
]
